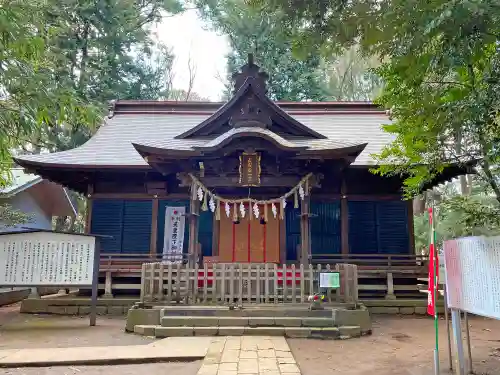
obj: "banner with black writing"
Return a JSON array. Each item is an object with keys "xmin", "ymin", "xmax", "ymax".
[{"xmin": 162, "ymin": 206, "xmax": 186, "ymax": 263}]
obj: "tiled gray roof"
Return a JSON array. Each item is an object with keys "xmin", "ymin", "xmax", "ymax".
[{"xmin": 16, "ymin": 111, "xmax": 394, "ymax": 167}]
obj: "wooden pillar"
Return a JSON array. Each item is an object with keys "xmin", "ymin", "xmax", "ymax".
[
  {"xmin": 188, "ymin": 200, "xmax": 200, "ymax": 266},
  {"xmin": 300, "ymin": 195, "xmax": 311, "ymax": 265},
  {"xmin": 212, "ymin": 218, "xmax": 220, "ymax": 256},
  {"xmin": 150, "ymin": 197, "xmax": 159, "ymax": 259},
  {"xmin": 407, "ymin": 199, "xmax": 415, "ymax": 253},
  {"xmin": 279, "ymin": 218, "xmax": 286, "ymax": 264},
  {"xmin": 85, "ymin": 183, "xmax": 94, "ymax": 234},
  {"xmin": 341, "ymin": 178, "xmax": 349, "ymax": 256},
  {"xmin": 85, "ymin": 198, "xmax": 93, "ymax": 234}
]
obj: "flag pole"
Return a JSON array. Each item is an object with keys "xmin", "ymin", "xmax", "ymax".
[{"xmin": 430, "ymin": 206, "xmax": 440, "ymax": 375}]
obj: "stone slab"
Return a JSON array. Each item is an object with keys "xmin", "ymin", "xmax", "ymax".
[
  {"xmin": 244, "ymin": 327, "xmax": 284, "ymax": 336},
  {"xmin": 310, "ymin": 327, "xmax": 340, "ymax": 339},
  {"xmin": 218, "ymin": 317, "xmax": 249, "ymax": 326},
  {"xmin": 0, "ymin": 337, "xmax": 211, "ymax": 367},
  {"xmin": 284, "ymin": 327, "xmax": 311, "ymax": 338},
  {"xmin": 370, "ymin": 307, "xmax": 400, "ymax": 314},
  {"xmin": 273, "ymin": 317, "xmax": 302, "ymax": 327},
  {"xmin": 134, "ymin": 324, "xmax": 157, "ymax": 336},
  {"xmin": 248, "ymin": 317, "xmax": 275, "ymax": 327},
  {"xmin": 194, "ymin": 327, "xmax": 219, "ymax": 336},
  {"xmin": 301, "ymin": 317, "xmax": 334, "ymax": 327},
  {"xmin": 155, "ymin": 326, "xmax": 194, "ymax": 338},
  {"xmin": 338, "ymin": 326, "xmax": 361, "ymax": 338},
  {"xmin": 126, "ymin": 308, "xmax": 161, "ymax": 332},
  {"xmin": 400, "ymin": 307, "xmax": 415, "ymax": 315},
  {"xmin": 218, "ymin": 326, "xmax": 245, "ymax": 336},
  {"xmin": 331, "ymin": 308, "xmax": 371, "ymax": 333}
]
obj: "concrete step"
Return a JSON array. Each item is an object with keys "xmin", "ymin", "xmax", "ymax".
[
  {"xmin": 160, "ymin": 305, "xmax": 342, "ymax": 318},
  {"xmin": 133, "ymin": 324, "xmax": 362, "ymax": 340},
  {"xmin": 161, "ymin": 316, "xmax": 336, "ymax": 328}
]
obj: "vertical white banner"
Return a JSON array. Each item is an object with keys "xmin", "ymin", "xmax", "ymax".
[{"xmin": 163, "ymin": 206, "xmax": 186, "ymax": 263}]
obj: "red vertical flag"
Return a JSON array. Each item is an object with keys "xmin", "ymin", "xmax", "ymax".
[{"xmin": 427, "ymin": 207, "xmax": 438, "ymax": 316}]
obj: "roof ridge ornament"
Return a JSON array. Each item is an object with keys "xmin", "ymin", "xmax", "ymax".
[{"xmin": 232, "ymin": 53, "xmax": 269, "ymax": 95}]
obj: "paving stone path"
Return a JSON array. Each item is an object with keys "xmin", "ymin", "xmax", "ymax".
[{"xmin": 197, "ymin": 336, "xmax": 300, "ymax": 375}]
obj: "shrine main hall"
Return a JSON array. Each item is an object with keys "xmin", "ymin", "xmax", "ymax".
[{"xmin": 15, "ymin": 56, "xmax": 467, "ymax": 269}]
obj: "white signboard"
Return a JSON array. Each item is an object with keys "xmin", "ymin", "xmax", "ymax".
[
  {"xmin": 163, "ymin": 206, "xmax": 186, "ymax": 263},
  {"xmin": 0, "ymin": 231, "xmax": 96, "ymax": 286},
  {"xmin": 444, "ymin": 236, "xmax": 500, "ymax": 320},
  {"xmin": 438, "ymin": 248, "xmax": 446, "ymax": 285},
  {"xmin": 319, "ymin": 272, "xmax": 340, "ymax": 288}
]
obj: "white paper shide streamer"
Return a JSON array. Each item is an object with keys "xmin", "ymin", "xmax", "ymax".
[
  {"xmin": 239, "ymin": 202, "xmax": 246, "ymax": 218},
  {"xmin": 253, "ymin": 203, "xmax": 260, "ymax": 219}
]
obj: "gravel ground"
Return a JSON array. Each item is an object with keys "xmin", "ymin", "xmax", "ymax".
[
  {"xmin": 0, "ymin": 303, "xmax": 202, "ymax": 375},
  {"xmin": 289, "ymin": 315, "xmax": 500, "ymax": 375}
]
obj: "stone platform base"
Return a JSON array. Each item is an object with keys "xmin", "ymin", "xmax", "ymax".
[
  {"xmin": 0, "ymin": 289, "xmax": 30, "ymax": 307},
  {"xmin": 127, "ymin": 305, "xmax": 372, "ymax": 340},
  {"xmin": 20, "ymin": 296, "xmax": 135, "ymax": 316},
  {"xmin": 19, "ymin": 296, "xmax": 442, "ymax": 317}
]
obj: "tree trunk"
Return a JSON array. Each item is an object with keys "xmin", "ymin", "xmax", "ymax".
[{"xmin": 413, "ymin": 195, "xmax": 426, "ymax": 215}]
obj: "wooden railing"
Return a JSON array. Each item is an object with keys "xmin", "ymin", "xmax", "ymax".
[
  {"xmin": 311, "ymin": 254, "xmax": 428, "ymax": 269},
  {"xmin": 139, "ymin": 263, "xmax": 358, "ymax": 305},
  {"xmin": 96, "ymin": 253, "xmax": 426, "ymax": 300}
]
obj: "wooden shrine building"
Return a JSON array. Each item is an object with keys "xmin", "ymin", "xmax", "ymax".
[{"xmin": 14, "ymin": 56, "xmax": 469, "ymax": 269}]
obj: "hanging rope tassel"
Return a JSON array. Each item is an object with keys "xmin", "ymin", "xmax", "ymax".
[
  {"xmin": 280, "ymin": 200, "xmax": 285, "ymax": 220},
  {"xmin": 294, "ymin": 190, "xmax": 299, "ymax": 208},
  {"xmin": 264, "ymin": 203, "xmax": 268, "ymax": 222},
  {"xmin": 233, "ymin": 203, "xmax": 238, "ymax": 222},
  {"xmin": 215, "ymin": 199, "xmax": 221, "ymax": 221},
  {"xmin": 305, "ymin": 177, "xmax": 310, "ymax": 196},
  {"xmin": 201, "ymin": 191, "xmax": 208, "ymax": 211},
  {"xmin": 249, "ymin": 200, "xmax": 252, "ymax": 220}
]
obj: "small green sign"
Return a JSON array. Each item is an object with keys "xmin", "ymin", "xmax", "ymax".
[{"xmin": 319, "ymin": 272, "xmax": 340, "ymax": 288}]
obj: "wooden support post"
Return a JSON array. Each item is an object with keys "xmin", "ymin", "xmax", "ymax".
[
  {"xmin": 150, "ymin": 197, "xmax": 159, "ymax": 258},
  {"xmin": 85, "ymin": 198, "xmax": 93, "ymax": 234},
  {"xmin": 280, "ymin": 218, "xmax": 286, "ymax": 264},
  {"xmin": 300, "ymin": 195, "xmax": 311, "ymax": 265},
  {"xmin": 341, "ymin": 177, "xmax": 349, "ymax": 256},
  {"xmin": 103, "ymin": 271, "xmax": 113, "ymax": 298},
  {"xmin": 212, "ymin": 218, "xmax": 220, "ymax": 256},
  {"xmin": 188, "ymin": 200, "xmax": 200, "ymax": 267},
  {"xmin": 385, "ymin": 272, "xmax": 396, "ymax": 300}
]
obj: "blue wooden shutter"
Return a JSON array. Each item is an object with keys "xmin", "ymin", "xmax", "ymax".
[
  {"xmin": 311, "ymin": 201, "xmax": 341, "ymax": 257},
  {"xmin": 121, "ymin": 200, "xmax": 152, "ymax": 254},
  {"xmin": 285, "ymin": 206, "xmax": 300, "ymax": 262},
  {"xmin": 91, "ymin": 199, "xmax": 124, "ymax": 253},
  {"xmin": 376, "ymin": 201, "xmax": 409, "ymax": 254},
  {"xmin": 348, "ymin": 201, "xmax": 377, "ymax": 254}
]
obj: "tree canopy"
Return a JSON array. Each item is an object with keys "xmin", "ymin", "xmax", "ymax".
[
  {"xmin": 196, "ymin": 0, "xmax": 329, "ymax": 101},
  {"xmin": 254, "ymin": 0, "xmax": 500, "ymax": 202}
]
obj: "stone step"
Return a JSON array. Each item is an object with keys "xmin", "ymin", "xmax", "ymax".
[
  {"xmin": 134, "ymin": 324, "xmax": 362, "ymax": 339},
  {"xmin": 160, "ymin": 306, "xmax": 337, "ymax": 318},
  {"xmin": 161, "ymin": 316, "xmax": 336, "ymax": 328}
]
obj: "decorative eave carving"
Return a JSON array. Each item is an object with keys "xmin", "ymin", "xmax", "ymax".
[{"xmin": 175, "ymin": 55, "xmax": 327, "ymax": 139}]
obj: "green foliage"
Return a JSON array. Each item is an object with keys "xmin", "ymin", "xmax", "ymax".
[
  {"xmin": 0, "ymin": 204, "xmax": 33, "ymax": 228},
  {"xmin": 196, "ymin": 0, "xmax": 328, "ymax": 101},
  {"xmin": 256, "ymin": 0, "xmax": 500, "ymax": 201},
  {"xmin": 0, "ymin": 0, "xmax": 101, "ymax": 173},
  {"xmin": 320, "ymin": 46, "xmax": 382, "ymax": 101},
  {"xmin": 414, "ymin": 194, "xmax": 500, "ymax": 254}
]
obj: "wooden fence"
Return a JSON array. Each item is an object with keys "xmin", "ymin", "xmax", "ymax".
[{"xmin": 139, "ymin": 263, "xmax": 358, "ymax": 305}]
